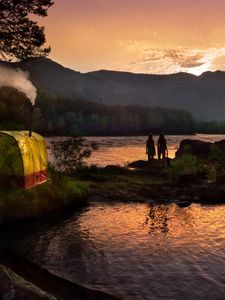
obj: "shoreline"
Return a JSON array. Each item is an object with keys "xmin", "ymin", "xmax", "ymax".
[
  {"xmin": 89, "ymin": 171, "xmax": 225, "ymax": 206},
  {"xmin": 0, "ymin": 249, "xmax": 118, "ymax": 300}
]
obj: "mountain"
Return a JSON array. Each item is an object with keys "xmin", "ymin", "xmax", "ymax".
[{"xmin": 10, "ymin": 58, "xmax": 225, "ymax": 121}]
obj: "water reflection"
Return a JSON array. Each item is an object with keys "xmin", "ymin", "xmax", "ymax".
[
  {"xmin": 144, "ymin": 204, "xmax": 169, "ymax": 235},
  {"xmin": 2, "ymin": 202, "xmax": 225, "ymax": 299}
]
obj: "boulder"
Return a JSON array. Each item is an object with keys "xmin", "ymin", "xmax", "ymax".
[
  {"xmin": 128, "ymin": 159, "xmax": 167, "ymax": 169},
  {"xmin": 128, "ymin": 160, "xmax": 150, "ymax": 168},
  {"xmin": 175, "ymin": 139, "xmax": 212, "ymax": 158},
  {"xmin": 104, "ymin": 165, "xmax": 128, "ymax": 174},
  {"xmin": 215, "ymin": 140, "xmax": 225, "ymax": 152},
  {"xmin": 0, "ymin": 249, "xmax": 118, "ymax": 300},
  {"xmin": 0, "ymin": 265, "xmax": 56, "ymax": 300}
]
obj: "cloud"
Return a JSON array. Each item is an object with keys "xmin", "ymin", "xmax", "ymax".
[
  {"xmin": 164, "ymin": 49, "xmax": 204, "ymax": 68},
  {"xmin": 112, "ymin": 41, "xmax": 225, "ymax": 75}
]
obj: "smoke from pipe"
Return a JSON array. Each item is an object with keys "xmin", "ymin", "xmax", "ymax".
[{"xmin": 0, "ymin": 65, "xmax": 37, "ymax": 106}]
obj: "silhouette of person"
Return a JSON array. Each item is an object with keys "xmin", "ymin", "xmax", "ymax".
[
  {"xmin": 157, "ymin": 133, "xmax": 168, "ymax": 160},
  {"xmin": 146, "ymin": 133, "xmax": 155, "ymax": 161}
]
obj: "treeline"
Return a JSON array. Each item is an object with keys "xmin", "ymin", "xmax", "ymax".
[
  {"xmin": 34, "ymin": 93, "xmax": 196, "ymax": 135},
  {"xmin": 0, "ymin": 87, "xmax": 196, "ymax": 135},
  {"xmin": 196, "ymin": 121, "xmax": 225, "ymax": 134}
]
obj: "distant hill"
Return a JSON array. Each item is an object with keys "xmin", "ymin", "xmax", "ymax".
[{"xmin": 4, "ymin": 58, "xmax": 225, "ymax": 121}]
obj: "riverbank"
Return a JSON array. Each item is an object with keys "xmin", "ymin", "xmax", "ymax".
[
  {"xmin": 0, "ymin": 174, "xmax": 90, "ymax": 224},
  {"xmin": 79, "ymin": 164, "xmax": 225, "ymax": 206}
]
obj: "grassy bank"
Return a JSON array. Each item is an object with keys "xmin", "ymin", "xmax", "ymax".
[
  {"xmin": 0, "ymin": 174, "xmax": 90, "ymax": 224},
  {"xmin": 74, "ymin": 155, "xmax": 225, "ymax": 205}
]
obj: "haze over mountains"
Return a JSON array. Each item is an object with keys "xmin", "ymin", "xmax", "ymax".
[{"xmin": 11, "ymin": 58, "xmax": 225, "ymax": 121}]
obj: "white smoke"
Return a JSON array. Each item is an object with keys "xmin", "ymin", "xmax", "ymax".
[{"xmin": 0, "ymin": 65, "xmax": 37, "ymax": 106}]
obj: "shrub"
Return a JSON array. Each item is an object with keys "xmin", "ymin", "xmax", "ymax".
[
  {"xmin": 170, "ymin": 154, "xmax": 198, "ymax": 179},
  {"xmin": 51, "ymin": 137, "xmax": 98, "ymax": 173}
]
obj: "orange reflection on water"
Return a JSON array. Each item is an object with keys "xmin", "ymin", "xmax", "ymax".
[
  {"xmin": 76, "ymin": 203, "xmax": 225, "ymax": 254},
  {"xmin": 29, "ymin": 202, "xmax": 225, "ymax": 300}
]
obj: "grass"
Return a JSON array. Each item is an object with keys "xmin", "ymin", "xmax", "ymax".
[
  {"xmin": 0, "ymin": 175, "xmax": 90, "ymax": 224},
  {"xmin": 75, "ymin": 165, "xmax": 167, "ymax": 195}
]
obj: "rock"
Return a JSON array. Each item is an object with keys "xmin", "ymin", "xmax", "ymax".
[
  {"xmin": 128, "ymin": 159, "xmax": 167, "ymax": 169},
  {"xmin": 128, "ymin": 160, "xmax": 151, "ymax": 168},
  {"xmin": 174, "ymin": 195, "xmax": 191, "ymax": 207},
  {"xmin": 179, "ymin": 195, "xmax": 188, "ymax": 201},
  {"xmin": 176, "ymin": 201, "xmax": 191, "ymax": 208},
  {"xmin": 176, "ymin": 139, "xmax": 225, "ymax": 160},
  {"xmin": 175, "ymin": 139, "xmax": 212, "ymax": 158},
  {"xmin": 0, "ymin": 250, "xmax": 119, "ymax": 300},
  {"xmin": 192, "ymin": 196, "xmax": 200, "ymax": 202},
  {"xmin": 104, "ymin": 165, "xmax": 128, "ymax": 174},
  {"xmin": 0, "ymin": 265, "xmax": 56, "ymax": 300},
  {"xmin": 215, "ymin": 140, "xmax": 225, "ymax": 152}
]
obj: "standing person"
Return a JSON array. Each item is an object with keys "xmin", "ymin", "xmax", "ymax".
[
  {"xmin": 146, "ymin": 134, "xmax": 156, "ymax": 161},
  {"xmin": 157, "ymin": 133, "xmax": 168, "ymax": 160}
]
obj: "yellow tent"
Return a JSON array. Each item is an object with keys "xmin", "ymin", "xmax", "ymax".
[{"xmin": 0, "ymin": 131, "xmax": 48, "ymax": 188}]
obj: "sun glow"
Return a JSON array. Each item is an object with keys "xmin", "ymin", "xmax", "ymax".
[{"xmin": 107, "ymin": 43, "xmax": 225, "ymax": 76}]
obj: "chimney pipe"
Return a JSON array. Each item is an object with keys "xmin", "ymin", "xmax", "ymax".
[{"xmin": 29, "ymin": 106, "xmax": 34, "ymax": 137}]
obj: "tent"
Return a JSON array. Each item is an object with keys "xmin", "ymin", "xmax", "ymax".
[{"xmin": 0, "ymin": 131, "xmax": 48, "ymax": 188}]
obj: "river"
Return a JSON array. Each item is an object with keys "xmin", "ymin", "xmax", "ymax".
[
  {"xmin": 2, "ymin": 202, "xmax": 225, "ymax": 299},
  {"xmin": 46, "ymin": 134, "xmax": 225, "ymax": 167}
]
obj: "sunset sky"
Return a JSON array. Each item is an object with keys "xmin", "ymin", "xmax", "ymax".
[{"xmin": 40, "ymin": 0, "xmax": 225, "ymax": 75}]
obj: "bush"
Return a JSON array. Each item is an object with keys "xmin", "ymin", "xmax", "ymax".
[
  {"xmin": 51, "ymin": 137, "xmax": 98, "ymax": 172},
  {"xmin": 0, "ymin": 175, "xmax": 90, "ymax": 223},
  {"xmin": 170, "ymin": 154, "xmax": 198, "ymax": 180}
]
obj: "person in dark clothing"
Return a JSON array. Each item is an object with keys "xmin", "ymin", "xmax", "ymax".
[
  {"xmin": 146, "ymin": 134, "xmax": 156, "ymax": 161},
  {"xmin": 157, "ymin": 133, "xmax": 168, "ymax": 160}
]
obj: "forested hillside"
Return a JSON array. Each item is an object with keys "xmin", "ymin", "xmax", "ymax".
[{"xmin": 0, "ymin": 87, "xmax": 196, "ymax": 135}]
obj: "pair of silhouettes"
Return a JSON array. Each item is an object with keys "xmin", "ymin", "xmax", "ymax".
[{"xmin": 146, "ymin": 133, "xmax": 168, "ymax": 161}]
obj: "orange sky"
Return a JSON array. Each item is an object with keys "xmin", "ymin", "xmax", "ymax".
[{"xmin": 40, "ymin": 0, "xmax": 225, "ymax": 75}]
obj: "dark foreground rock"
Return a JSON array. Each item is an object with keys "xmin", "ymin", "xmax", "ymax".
[
  {"xmin": 175, "ymin": 138, "xmax": 225, "ymax": 158},
  {"xmin": 176, "ymin": 139, "xmax": 212, "ymax": 158},
  {"xmin": 128, "ymin": 159, "xmax": 168, "ymax": 169},
  {"xmin": 0, "ymin": 250, "xmax": 118, "ymax": 300},
  {"xmin": 0, "ymin": 265, "xmax": 56, "ymax": 300}
]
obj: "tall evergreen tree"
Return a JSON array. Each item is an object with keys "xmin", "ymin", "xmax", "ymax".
[{"xmin": 0, "ymin": 0, "xmax": 54, "ymax": 61}]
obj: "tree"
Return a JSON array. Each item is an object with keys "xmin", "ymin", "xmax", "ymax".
[
  {"xmin": 0, "ymin": 0, "xmax": 54, "ymax": 61},
  {"xmin": 51, "ymin": 137, "xmax": 98, "ymax": 173}
]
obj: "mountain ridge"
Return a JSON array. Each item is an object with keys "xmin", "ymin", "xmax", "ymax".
[{"xmin": 1, "ymin": 58, "xmax": 225, "ymax": 121}]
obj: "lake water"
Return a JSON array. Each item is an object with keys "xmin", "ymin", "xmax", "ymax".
[
  {"xmin": 3, "ymin": 202, "xmax": 225, "ymax": 300},
  {"xmin": 47, "ymin": 134, "xmax": 225, "ymax": 167}
]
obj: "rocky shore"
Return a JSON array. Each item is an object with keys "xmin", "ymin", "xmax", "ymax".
[{"xmin": 0, "ymin": 249, "xmax": 118, "ymax": 300}]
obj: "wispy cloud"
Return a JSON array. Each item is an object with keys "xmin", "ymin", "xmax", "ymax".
[
  {"xmin": 112, "ymin": 41, "xmax": 225, "ymax": 75},
  {"xmin": 164, "ymin": 49, "xmax": 204, "ymax": 68}
]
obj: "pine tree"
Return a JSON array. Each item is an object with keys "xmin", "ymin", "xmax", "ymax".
[{"xmin": 0, "ymin": 0, "xmax": 54, "ymax": 61}]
